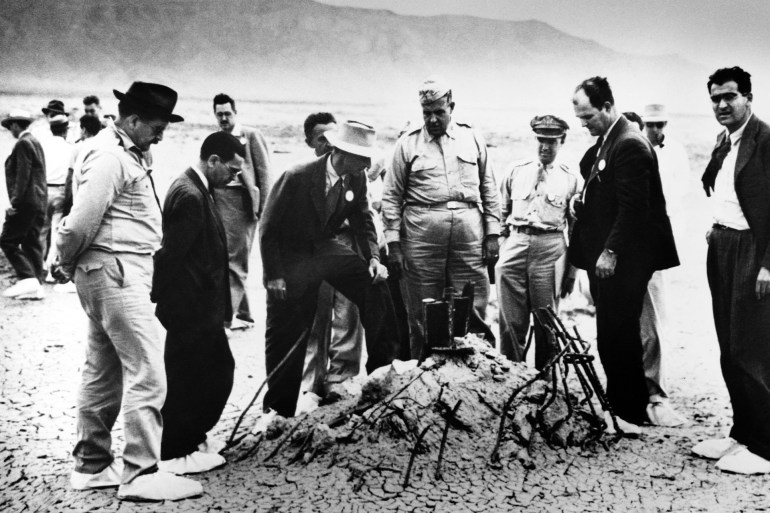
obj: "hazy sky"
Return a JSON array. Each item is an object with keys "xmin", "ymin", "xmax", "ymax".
[{"xmin": 319, "ymin": 0, "xmax": 769, "ymax": 81}]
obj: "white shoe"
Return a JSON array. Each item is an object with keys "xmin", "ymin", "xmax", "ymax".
[
  {"xmin": 70, "ymin": 459, "xmax": 123, "ymax": 490},
  {"xmin": 646, "ymin": 401, "xmax": 688, "ymax": 427},
  {"xmin": 198, "ymin": 438, "xmax": 227, "ymax": 455},
  {"xmin": 158, "ymin": 451, "xmax": 225, "ymax": 475},
  {"xmin": 117, "ymin": 471, "xmax": 202, "ymax": 501},
  {"xmin": 230, "ymin": 318, "xmax": 254, "ymax": 330},
  {"xmin": 716, "ymin": 446, "xmax": 770, "ymax": 474},
  {"xmin": 54, "ymin": 281, "xmax": 77, "ymax": 293},
  {"xmin": 3, "ymin": 278, "xmax": 44, "ymax": 299},
  {"xmin": 44, "ymin": 272, "xmax": 57, "ymax": 284},
  {"xmin": 604, "ymin": 411, "xmax": 642, "ymax": 436},
  {"xmin": 692, "ymin": 437, "xmax": 740, "ymax": 460}
]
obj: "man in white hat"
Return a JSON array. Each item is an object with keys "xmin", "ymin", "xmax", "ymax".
[
  {"xmin": 260, "ymin": 120, "xmax": 401, "ymax": 417},
  {"xmin": 382, "ymin": 76, "xmax": 502, "ymax": 359},
  {"xmin": 1, "ymin": 110, "xmax": 47, "ymax": 299},
  {"xmin": 640, "ymin": 103, "xmax": 690, "ymax": 427}
]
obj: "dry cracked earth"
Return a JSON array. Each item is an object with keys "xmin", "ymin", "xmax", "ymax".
[{"xmin": 1, "ymin": 225, "xmax": 769, "ymax": 513}]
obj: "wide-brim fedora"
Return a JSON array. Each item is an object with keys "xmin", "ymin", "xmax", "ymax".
[
  {"xmin": 1, "ymin": 110, "xmax": 33, "ymax": 129},
  {"xmin": 325, "ymin": 120, "xmax": 377, "ymax": 158},
  {"xmin": 113, "ymin": 81, "xmax": 184, "ymax": 123},
  {"xmin": 42, "ymin": 99, "xmax": 67, "ymax": 116}
]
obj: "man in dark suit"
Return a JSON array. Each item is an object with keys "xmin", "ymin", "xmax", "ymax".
[
  {"xmin": 151, "ymin": 132, "xmax": 245, "ymax": 475},
  {"xmin": 692, "ymin": 67, "xmax": 770, "ymax": 474},
  {"xmin": 569, "ymin": 77, "xmax": 679, "ymax": 431},
  {"xmin": 260, "ymin": 120, "xmax": 400, "ymax": 417},
  {"xmin": 213, "ymin": 93, "xmax": 272, "ymax": 331}
]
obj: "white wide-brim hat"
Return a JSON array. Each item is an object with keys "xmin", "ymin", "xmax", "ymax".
[
  {"xmin": 643, "ymin": 104, "xmax": 669, "ymax": 123},
  {"xmin": 325, "ymin": 120, "xmax": 377, "ymax": 158},
  {"xmin": 1, "ymin": 110, "xmax": 33, "ymax": 129}
]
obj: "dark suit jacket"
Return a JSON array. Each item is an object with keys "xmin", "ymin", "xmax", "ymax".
[
  {"xmin": 151, "ymin": 168, "xmax": 232, "ymax": 332},
  {"xmin": 709, "ymin": 114, "xmax": 770, "ymax": 269},
  {"xmin": 5, "ymin": 132, "xmax": 47, "ymax": 210},
  {"xmin": 569, "ymin": 115, "xmax": 679, "ymax": 272},
  {"xmin": 260, "ymin": 155, "xmax": 379, "ymax": 296}
]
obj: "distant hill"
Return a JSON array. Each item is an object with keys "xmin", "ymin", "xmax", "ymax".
[{"xmin": 0, "ymin": 0, "xmax": 709, "ymax": 113}]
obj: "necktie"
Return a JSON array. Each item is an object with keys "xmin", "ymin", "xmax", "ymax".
[
  {"xmin": 325, "ymin": 177, "xmax": 343, "ymax": 224},
  {"xmin": 701, "ymin": 137, "xmax": 732, "ymax": 197}
]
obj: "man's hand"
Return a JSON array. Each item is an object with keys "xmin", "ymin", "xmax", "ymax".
[
  {"xmin": 369, "ymin": 258, "xmax": 389, "ymax": 284},
  {"xmin": 50, "ymin": 258, "xmax": 72, "ymax": 284},
  {"xmin": 595, "ymin": 249, "xmax": 617, "ymax": 279},
  {"xmin": 560, "ymin": 266, "xmax": 577, "ymax": 298},
  {"xmin": 5, "ymin": 207, "xmax": 17, "ymax": 217},
  {"xmin": 756, "ymin": 267, "xmax": 770, "ymax": 300},
  {"xmin": 482, "ymin": 235, "xmax": 500, "ymax": 266},
  {"xmin": 266, "ymin": 278, "xmax": 287, "ymax": 300},
  {"xmin": 705, "ymin": 227, "xmax": 713, "ymax": 244},
  {"xmin": 387, "ymin": 241, "xmax": 406, "ymax": 279},
  {"xmin": 569, "ymin": 195, "xmax": 583, "ymax": 219}
]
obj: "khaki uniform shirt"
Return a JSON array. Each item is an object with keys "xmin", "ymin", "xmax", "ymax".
[
  {"xmin": 501, "ymin": 160, "xmax": 578, "ymax": 231},
  {"xmin": 382, "ymin": 121, "xmax": 501, "ymax": 243}
]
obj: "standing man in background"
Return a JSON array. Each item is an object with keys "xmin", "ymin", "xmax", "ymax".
[
  {"xmin": 694, "ymin": 67, "xmax": 770, "ymax": 474},
  {"xmin": 1, "ymin": 110, "xmax": 47, "ymax": 299},
  {"xmin": 383, "ymin": 76, "xmax": 501, "ymax": 359},
  {"xmin": 639, "ymin": 103, "xmax": 690, "ymax": 427},
  {"xmin": 213, "ymin": 93, "xmax": 271, "ymax": 332},
  {"xmin": 569, "ymin": 76, "xmax": 679, "ymax": 432},
  {"xmin": 495, "ymin": 115, "xmax": 578, "ymax": 369}
]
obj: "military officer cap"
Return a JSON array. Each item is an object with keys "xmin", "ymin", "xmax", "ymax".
[
  {"xmin": 530, "ymin": 115, "xmax": 569, "ymax": 139},
  {"xmin": 419, "ymin": 75, "xmax": 451, "ymax": 105}
]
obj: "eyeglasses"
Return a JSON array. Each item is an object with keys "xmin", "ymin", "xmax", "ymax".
[
  {"xmin": 645, "ymin": 122, "xmax": 666, "ymax": 129},
  {"xmin": 710, "ymin": 92, "xmax": 745, "ymax": 104}
]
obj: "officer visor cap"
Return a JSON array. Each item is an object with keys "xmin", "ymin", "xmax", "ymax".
[{"xmin": 530, "ymin": 115, "xmax": 569, "ymax": 139}]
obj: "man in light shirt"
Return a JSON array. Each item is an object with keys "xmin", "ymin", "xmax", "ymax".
[{"xmin": 693, "ymin": 67, "xmax": 770, "ymax": 475}]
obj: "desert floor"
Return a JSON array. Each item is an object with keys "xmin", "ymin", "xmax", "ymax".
[{"xmin": 1, "ymin": 96, "xmax": 767, "ymax": 511}]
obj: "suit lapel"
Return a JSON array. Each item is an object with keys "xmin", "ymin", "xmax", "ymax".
[
  {"xmin": 186, "ymin": 168, "xmax": 227, "ymax": 246},
  {"xmin": 585, "ymin": 116, "xmax": 627, "ymax": 187},
  {"xmin": 310, "ymin": 156, "xmax": 328, "ymax": 224},
  {"xmin": 735, "ymin": 115, "xmax": 758, "ymax": 180}
]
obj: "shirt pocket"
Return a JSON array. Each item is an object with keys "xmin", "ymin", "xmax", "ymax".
[
  {"xmin": 457, "ymin": 151, "xmax": 480, "ymax": 189},
  {"xmin": 540, "ymin": 192, "xmax": 568, "ymax": 227},
  {"xmin": 411, "ymin": 156, "xmax": 438, "ymax": 174}
]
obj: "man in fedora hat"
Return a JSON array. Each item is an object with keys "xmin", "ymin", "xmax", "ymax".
[
  {"xmin": 211, "ymin": 93, "xmax": 271, "ymax": 333},
  {"xmin": 495, "ymin": 115, "xmax": 579, "ymax": 369},
  {"xmin": 1, "ymin": 110, "xmax": 47, "ymax": 299},
  {"xmin": 55, "ymin": 82, "xmax": 202, "ymax": 501},
  {"xmin": 639, "ymin": 103, "xmax": 690, "ymax": 427},
  {"xmin": 260, "ymin": 120, "xmax": 401, "ymax": 417},
  {"xmin": 382, "ymin": 75, "xmax": 502, "ymax": 359}
]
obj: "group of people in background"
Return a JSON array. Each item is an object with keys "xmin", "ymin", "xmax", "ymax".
[{"xmin": 1, "ymin": 64, "xmax": 769, "ymax": 502}]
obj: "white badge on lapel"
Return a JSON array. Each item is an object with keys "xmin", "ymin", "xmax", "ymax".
[
  {"xmin": 598, "ymin": 159, "xmax": 606, "ymax": 171},
  {"xmin": 345, "ymin": 190, "xmax": 354, "ymax": 202}
]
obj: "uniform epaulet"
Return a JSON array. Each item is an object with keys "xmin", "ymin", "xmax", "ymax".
[
  {"xmin": 455, "ymin": 120, "xmax": 473, "ymax": 129},
  {"xmin": 511, "ymin": 159, "xmax": 535, "ymax": 170},
  {"xmin": 557, "ymin": 163, "xmax": 571, "ymax": 173},
  {"xmin": 406, "ymin": 125, "xmax": 422, "ymax": 136}
]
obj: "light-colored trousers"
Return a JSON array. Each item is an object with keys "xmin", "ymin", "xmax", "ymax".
[
  {"xmin": 401, "ymin": 205, "xmax": 489, "ymax": 359},
  {"xmin": 301, "ymin": 281, "xmax": 364, "ymax": 394},
  {"xmin": 639, "ymin": 269, "xmax": 670, "ymax": 401},
  {"xmin": 41, "ymin": 184, "xmax": 66, "ymax": 268},
  {"xmin": 213, "ymin": 187, "xmax": 257, "ymax": 325},
  {"xmin": 72, "ymin": 251, "xmax": 165, "ymax": 483},
  {"xmin": 495, "ymin": 231, "xmax": 566, "ymax": 367}
]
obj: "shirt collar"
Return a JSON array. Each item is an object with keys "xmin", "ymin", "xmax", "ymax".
[
  {"xmin": 191, "ymin": 164, "xmax": 209, "ymax": 190},
  {"xmin": 230, "ymin": 123, "xmax": 244, "ymax": 137},
  {"xmin": 601, "ymin": 115, "xmax": 622, "ymax": 141},
  {"xmin": 113, "ymin": 124, "xmax": 141, "ymax": 154},
  {"xmin": 422, "ymin": 120, "xmax": 456, "ymax": 142},
  {"xmin": 326, "ymin": 154, "xmax": 341, "ymax": 185},
  {"xmin": 727, "ymin": 113, "xmax": 752, "ymax": 145}
]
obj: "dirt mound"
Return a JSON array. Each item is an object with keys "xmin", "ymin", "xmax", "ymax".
[{"xmin": 227, "ymin": 334, "xmax": 605, "ymax": 500}]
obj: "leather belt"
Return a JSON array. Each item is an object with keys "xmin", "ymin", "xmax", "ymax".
[
  {"xmin": 712, "ymin": 223, "xmax": 749, "ymax": 232},
  {"xmin": 513, "ymin": 225, "xmax": 561, "ymax": 236},
  {"xmin": 47, "ymin": 184, "xmax": 66, "ymax": 187},
  {"xmin": 406, "ymin": 201, "xmax": 476, "ymax": 210}
]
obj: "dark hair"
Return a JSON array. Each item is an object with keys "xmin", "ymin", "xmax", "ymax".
[
  {"xmin": 213, "ymin": 93, "xmax": 236, "ymax": 112},
  {"xmin": 575, "ymin": 76, "xmax": 614, "ymax": 109},
  {"xmin": 50, "ymin": 122, "xmax": 69, "ymax": 137},
  {"xmin": 200, "ymin": 131, "xmax": 246, "ymax": 162},
  {"xmin": 707, "ymin": 67, "xmax": 752, "ymax": 94},
  {"xmin": 303, "ymin": 112, "xmax": 336, "ymax": 139},
  {"xmin": 83, "ymin": 95, "xmax": 100, "ymax": 106},
  {"xmin": 623, "ymin": 111, "xmax": 644, "ymax": 131},
  {"xmin": 80, "ymin": 115, "xmax": 102, "ymax": 136},
  {"xmin": 14, "ymin": 119, "xmax": 32, "ymax": 130}
]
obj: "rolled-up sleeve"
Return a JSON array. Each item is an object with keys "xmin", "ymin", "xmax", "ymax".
[
  {"xmin": 56, "ymin": 153, "xmax": 123, "ymax": 270},
  {"xmin": 382, "ymin": 141, "xmax": 408, "ymax": 244}
]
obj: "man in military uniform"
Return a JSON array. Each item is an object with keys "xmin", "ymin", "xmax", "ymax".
[
  {"xmin": 382, "ymin": 76, "xmax": 502, "ymax": 359},
  {"xmin": 495, "ymin": 116, "xmax": 579, "ymax": 369}
]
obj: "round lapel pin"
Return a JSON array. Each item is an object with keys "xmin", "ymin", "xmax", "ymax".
[
  {"xmin": 345, "ymin": 190, "xmax": 354, "ymax": 202},
  {"xmin": 598, "ymin": 159, "xmax": 606, "ymax": 171}
]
